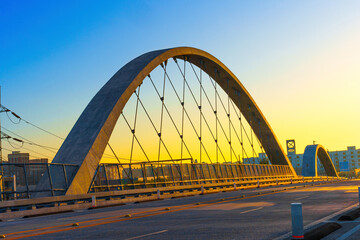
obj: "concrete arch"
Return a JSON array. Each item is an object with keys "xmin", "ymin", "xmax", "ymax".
[
  {"xmin": 49, "ymin": 47, "xmax": 296, "ymax": 195},
  {"xmin": 302, "ymin": 144, "xmax": 338, "ymax": 177}
]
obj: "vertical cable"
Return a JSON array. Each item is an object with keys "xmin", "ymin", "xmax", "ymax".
[
  {"xmin": 129, "ymin": 85, "xmax": 141, "ymax": 164},
  {"xmin": 180, "ymin": 58, "xmax": 186, "ymax": 163},
  {"xmin": 158, "ymin": 62, "xmax": 168, "ymax": 164},
  {"xmin": 214, "ymin": 69, "xmax": 219, "ymax": 163},
  {"xmin": 227, "ymin": 78, "xmax": 232, "ymax": 163},
  {"xmin": 199, "ymin": 61, "xmax": 203, "ymax": 163}
]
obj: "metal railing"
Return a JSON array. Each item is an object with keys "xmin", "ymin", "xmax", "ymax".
[
  {"xmin": 89, "ymin": 160, "xmax": 294, "ymax": 193},
  {"xmin": 0, "ymin": 163, "xmax": 79, "ymax": 200}
]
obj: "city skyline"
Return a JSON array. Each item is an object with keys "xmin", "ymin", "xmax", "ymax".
[{"xmin": 1, "ymin": 0, "xmax": 360, "ymax": 162}]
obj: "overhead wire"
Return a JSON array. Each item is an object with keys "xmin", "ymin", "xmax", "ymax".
[
  {"xmin": 1, "ymin": 104, "xmax": 65, "ymax": 140},
  {"xmin": 1, "ymin": 127, "xmax": 58, "ymax": 153}
]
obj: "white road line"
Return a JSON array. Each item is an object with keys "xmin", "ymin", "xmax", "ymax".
[
  {"xmin": 273, "ymin": 203, "xmax": 358, "ymax": 240},
  {"xmin": 295, "ymin": 196, "xmax": 309, "ymax": 200},
  {"xmin": 336, "ymin": 224, "xmax": 360, "ymax": 240},
  {"xmin": 125, "ymin": 230, "xmax": 168, "ymax": 240},
  {"xmin": 239, "ymin": 207, "xmax": 263, "ymax": 214}
]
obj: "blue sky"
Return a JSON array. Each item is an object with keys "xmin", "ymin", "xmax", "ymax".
[{"xmin": 1, "ymin": 0, "xmax": 360, "ymax": 160}]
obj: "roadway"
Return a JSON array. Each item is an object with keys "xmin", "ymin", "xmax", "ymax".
[{"xmin": 0, "ymin": 180, "xmax": 359, "ymax": 239}]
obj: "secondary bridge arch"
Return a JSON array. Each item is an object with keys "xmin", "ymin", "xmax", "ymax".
[
  {"xmin": 49, "ymin": 47, "xmax": 296, "ymax": 195},
  {"xmin": 302, "ymin": 144, "xmax": 338, "ymax": 177}
]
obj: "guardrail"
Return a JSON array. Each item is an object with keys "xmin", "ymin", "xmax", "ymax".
[
  {"xmin": 0, "ymin": 163, "xmax": 79, "ymax": 200},
  {"xmin": 0, "ymin": 176, "xmax": 341, "ymax": 220},
  {"xmin": 89, "ymin": 162, "xmax": 295, "ymax": 192}
]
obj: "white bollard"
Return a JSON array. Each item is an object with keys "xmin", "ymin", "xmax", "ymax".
[
  {"xmin": 157, "ymin": 189, "xmax": 161, "ymax": 199},
  {"xmin": 201, "ymin": 185, "xmax": 204, "ymax": 194},
  {"xmin": 233, "ymin": 182, "xmax": 237, "ymax": 190},
  {"xmin": 291, "ymin": 203, "xmax": 304, "ymax": 240},
  {"xmin": 91, "ymin": 196, "xmax": 96, "ymax": 208},
  {"xmin": 302, "ymin": 177, "xmax": 304, "ymax": 182},
  {"xmin": 276, "ymin": 178, "xmax": 278, "ymax": 185},
  {"xmin": 290, "ymin": 178, "xmax": 293, "ymax": 184},
  {"xmin": 257, "ymin": 180, "xmax": 260, "ymax": 188}
]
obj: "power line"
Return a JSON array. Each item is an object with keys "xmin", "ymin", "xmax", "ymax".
[
  {"xmin": 1, "ymin": 126, "xmax": 58, "ymax": 153},
  {"xmin": 1, "ymin": 146, "xmax": 52, "ymax": 160},
  {"xmin": 0, "ymin": 104, "xmax": 65, "ymax": 140}
]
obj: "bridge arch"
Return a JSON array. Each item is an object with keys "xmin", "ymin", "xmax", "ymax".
[
  {"xmin": 302, "ymin": 144, "xmax": 338, "ymax": 177},
  {"xmin": 49, "ymin": 47, "xmax": 296, "ymax": 195}
]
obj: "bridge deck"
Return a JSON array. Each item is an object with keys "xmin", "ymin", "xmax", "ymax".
[{"xmin": 0, "ymin": 180, "xmax": 358, "ymax": 239}]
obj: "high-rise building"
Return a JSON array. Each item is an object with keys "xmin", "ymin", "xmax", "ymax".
[
  {"xmin": 7, "ymin": 151, "xmax": 48, "ymax": 186},
  {"xmin": 8, "ymin": 151, "xmax": 30, "ymax": 186}
]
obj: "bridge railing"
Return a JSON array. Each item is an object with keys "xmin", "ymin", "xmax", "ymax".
[
  {"xmin": 89, "ymin": 161, "xmax": 294, "ymax": 193},
  {"xmin": 0, "ymin": 163, "xmax": 79, "ymax": 201}
]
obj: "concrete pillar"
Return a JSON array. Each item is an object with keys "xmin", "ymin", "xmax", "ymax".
[{"xmin": 291, "ymin": 203, "xmax": 304, "ymax": 240}]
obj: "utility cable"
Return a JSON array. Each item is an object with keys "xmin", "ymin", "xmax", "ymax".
[{"xmin": 0, "ymin": 104, "xmax": 65, "ymax": 140}]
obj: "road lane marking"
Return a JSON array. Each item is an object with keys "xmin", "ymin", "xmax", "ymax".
[
  {"xmin": 125, "ymin": 230, "xmax": 168, "ymax": 240},
  {"xmin": 239, "ymin": 206, "xmax": 263, "ymax": 214},
  {"xmin": 295, "ymin": 196, "xmax": 309, "ymax": 200},
  {"xmin": 336, "ymin": 224, "xmax": 360, "ymax": 240}
]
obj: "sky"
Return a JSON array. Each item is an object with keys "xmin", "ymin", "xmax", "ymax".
[{"xmin": 0, "ymin": 0, "xmax": 359, "ymax": 162}]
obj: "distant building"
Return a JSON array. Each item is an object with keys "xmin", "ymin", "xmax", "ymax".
[
  {"xmin": 288, "ymin": 146, "xmax": 360, "ymax": 174},
  {"xmin": 243, "ymin": 142, "xmax": 360, "ymax": 174},
  {"xmin": 7, "ymin": 151, "xmax": 48, "ymax": 186},
  {"xmin": 8, "ymin": 151, "xmax": 30, "ymax": 186},
  {"xmin": 243, "ymin": 153, "xmax": 268, "ymax": 164}
]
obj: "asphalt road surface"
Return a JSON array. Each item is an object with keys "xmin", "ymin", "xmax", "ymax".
[{"xmin": 1, "ymin": 180, "xmax": 359, "ymax": 240}]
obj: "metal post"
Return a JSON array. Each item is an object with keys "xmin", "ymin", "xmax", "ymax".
[
  {"xmin": 13, "ymin": 174, "xmax": 16, "ymax": 200},
  {"xmin": 23, "ymin": 163, "xmax": 30, "ymax": 198},
  {"xmin": 233, "ymin": 182, "xmax": 237, "ymax": 190},
  {"xmin": 291, "ymin": 203, "xmax": 304, "ymax": 240},
  {"xmin": 46, "ymin": 164, "xmax": 54, "ymax": 196},
  {"xmin": 200, "ymin": 164, "xmax": 205, "ymax": 184},
  {"xmin": 62, "ymin": 164, "xmax": 68, "ymax": 190},
  {"xmin": 91, "ymin": 196, "xmax": 96, "ymax": 208},
  {"xmin": 157, "ymin": 189, "xmax": 161, "ymax": 199},
  {"xmin": 117, "ymin": 164, "xmax": 123, "ymax": 190},
  {"xmin": 358, "ymin": 187, "xmax": 360, "ymax": 207},
  {"xmin": 201, "ymin": 185, "xmax": 204, "ymax": 194},
  {"xmin": 103, "ymin": 165, "xmax": 110, "ymax": 191}
]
